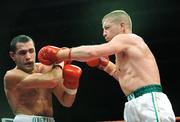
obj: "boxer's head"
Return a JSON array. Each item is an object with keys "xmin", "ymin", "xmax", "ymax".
[
  {"xmin": 102, "ymin": 10, "xmax": 132, "ymax": 41},
  {"xmin": 9, "ymin": 35, "xmax": 36, "ymax": 73}
]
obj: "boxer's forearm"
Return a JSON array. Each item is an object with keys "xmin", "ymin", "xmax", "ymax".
[
  {"xmin": 70, "ymin": 44, "xmax": 113, "ymax": 61},
  {"xmin": 56, "ymin": 45, "xmax": 100, "ymax": 61},
  {"xmin": 70, "ymin": 45, "xmax": 98, "ymax": 61}
]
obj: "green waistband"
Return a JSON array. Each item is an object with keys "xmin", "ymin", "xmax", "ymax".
[{"xmin": 127, "ymin": 84, "xmax": 162, "ymax": 101}]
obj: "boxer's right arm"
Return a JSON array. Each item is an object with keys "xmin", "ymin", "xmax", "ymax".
[
  {"xmin": 4, "ymin": 67, "xmax": 61, "ymax": 89},
  {"xmin": 86, "ymin": 57, "xmax": 118, "ymax": 80}
]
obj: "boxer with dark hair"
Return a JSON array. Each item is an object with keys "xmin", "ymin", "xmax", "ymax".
[{"xmin": 4, "ymin": 35, "xmax": 82, "ymax": 122}]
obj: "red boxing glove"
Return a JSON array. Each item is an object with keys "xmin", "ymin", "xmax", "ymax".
[
  {"xmin": 38, "ymin": 45, "xmax": 62, "ymax": 65},
  {"xmin": 86, "ymin": 56, "xmax": 109, "ymax": 69},
  {"xmin": 63, "ymin": 64, "xmax": 82, "ymax": 95}
]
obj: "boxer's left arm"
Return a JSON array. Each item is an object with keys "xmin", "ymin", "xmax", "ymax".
[
  {"xmin": 54, "ymin": 34, "xmax": 134, "ymax": 62},
  {"xmin": 53, "ymin": 64, "xmax": 82, "ymax": 107},
  {"xmin": 38, "ymin": 34, "xmax": 136, "ymax": 63},
  {"xmin": 38, "ymin": 41, "xmax": 116, "ymax": 64}
]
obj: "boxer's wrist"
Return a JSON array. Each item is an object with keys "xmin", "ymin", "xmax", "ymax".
[
  {"xmin": 57, "ymin": 48, "xmax": 72, "ymax": 60},
  {"xmin": 103, "ymin": 62, "xmax": 116, "ymax": 76},
  {"xmin": 63, "ymin": 86, "xmax": 77, "ymax": 95},
  {"xmin": 52, "ymin": 64, "xmax": 62, "ymax": 69}
]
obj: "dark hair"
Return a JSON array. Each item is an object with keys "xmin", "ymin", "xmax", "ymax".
[{"xmin": 10, "ymin": 35, "xmax": 34, "ymax": 52}]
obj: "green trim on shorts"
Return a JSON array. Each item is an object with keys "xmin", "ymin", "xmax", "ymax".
[
  {"xmin": 151, "ymin": 92, "xmax": 159, "ymax": 122},
  {"xmin": 127, "ymin": 84, "xmax": 162, "ymax": 101}
]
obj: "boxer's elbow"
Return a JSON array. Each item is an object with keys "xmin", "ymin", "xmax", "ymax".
[
  {"xmin": 61, "ymin": 98, "xmax": 74, "ymax": 108},
  {"xmin": 63, "ymin": 102, "xmax": 73, "ymax": 108}
]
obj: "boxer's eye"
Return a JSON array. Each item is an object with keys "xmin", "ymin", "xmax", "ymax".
[
  {"xmin": 29, "ymin": 48, "xmax": 35, "ymax": 53},
  {"xmin": 104, "ymin": 26, "xmax": 110, "ymax": 30},
  {"xmin": 18, "ymin": 50, "xmax": 27, "ymax": 55}
]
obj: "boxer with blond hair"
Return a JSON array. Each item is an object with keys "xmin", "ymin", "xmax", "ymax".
[{"xmin": 38, "ymin": 10, "xmax": 175, "ymax": 121}]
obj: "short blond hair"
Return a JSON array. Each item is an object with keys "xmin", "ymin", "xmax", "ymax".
[{"xmin": 102, "ymin": 10, "xmax": 132, "ymax": 30}]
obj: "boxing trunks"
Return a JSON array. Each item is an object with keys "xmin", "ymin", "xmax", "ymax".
[
  {"xmin": 124, "ymin": 84, "xmax": 175, "ymax": 122},
  {"xmin": 13, "ymin": 114, "xmax": 55, "ymax": 122}
]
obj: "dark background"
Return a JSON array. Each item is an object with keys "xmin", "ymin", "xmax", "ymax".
[{"xmin": 0, "ymin": 0, "xmax": 180, "ymax": 121}]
